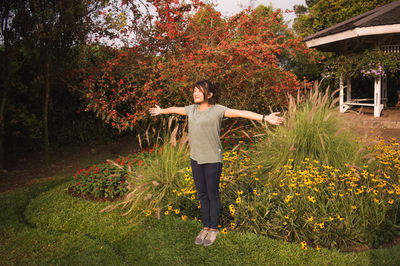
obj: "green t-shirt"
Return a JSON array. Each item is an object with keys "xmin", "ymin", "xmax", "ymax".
[{"xmin": 185, "ymin": 104, "xmax": 228, "ymax": 164}]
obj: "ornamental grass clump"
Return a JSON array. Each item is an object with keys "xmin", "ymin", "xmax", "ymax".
[
  {"xmin": 101, "ymin": 117, "xmax": 192, "ymax": 220},
  {"xmin": 255, "ymin": 80, "xmax": 366, "ymax": 175}
]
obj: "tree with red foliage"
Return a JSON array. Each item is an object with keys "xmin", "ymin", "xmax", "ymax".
[{"xmin": 79, "ymin": 1, "xmax": 319, "ymax": 132}]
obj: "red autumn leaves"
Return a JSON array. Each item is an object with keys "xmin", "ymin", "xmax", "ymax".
[{"xmin": 79, "ymin": 1, "xmax": 319, "ymax": 131}]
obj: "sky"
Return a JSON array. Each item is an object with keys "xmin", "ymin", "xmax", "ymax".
[{"xmin": 211, "ymin": 0, "xmax": 306, "ymax": 25}]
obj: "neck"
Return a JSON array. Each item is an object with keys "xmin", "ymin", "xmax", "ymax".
[{"xmin": 198, "ymin": 102, "xmax": 211, "ymax": 111}]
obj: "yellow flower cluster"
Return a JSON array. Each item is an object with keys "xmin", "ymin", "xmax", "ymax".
[{"xmin": 140, "ymin": 136, "xmax": 399, "ymax": 249}]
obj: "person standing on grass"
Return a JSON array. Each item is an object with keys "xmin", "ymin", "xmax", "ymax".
[{"xmin": 149, "ymin": 80, "xmax": 284, "ymax": 246}]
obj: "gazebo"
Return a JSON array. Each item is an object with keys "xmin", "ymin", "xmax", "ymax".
[{"xmin": 304, "ymin": 0, "xmax": 400, "ymax": 117}]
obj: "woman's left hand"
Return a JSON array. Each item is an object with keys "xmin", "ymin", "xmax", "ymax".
[{"xmin": 266, "ymin": 112, "xmax": 285, "ymax": 125}]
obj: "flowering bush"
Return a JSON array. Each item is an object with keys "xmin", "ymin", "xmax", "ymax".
[
  {"xmin": 361, "ymin": 64, "xmax": 386, "ymax": 79},
  {"xmin": 69, "ymin": 156, "xmax": 138, "ymax": 199},
  {"xmin": 73, "ymin": 127, "xmax": 400, "ymax": 251},
  {"xmin": 129, "ymin": 138, "xmax": 400, "ymax": 250}
]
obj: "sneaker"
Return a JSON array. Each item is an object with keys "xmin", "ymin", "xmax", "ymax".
[
  {"xmin": 195, "ymin": 229, "xmax": 208, "ymax": 245},
  {"xmin": 203, "ymin": 230, "xmax": 219, "ymax": 246}
]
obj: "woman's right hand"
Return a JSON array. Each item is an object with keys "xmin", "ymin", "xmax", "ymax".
[{"xmin": 149, "ymin": 105, "xmax": 162, "ymax": 116}]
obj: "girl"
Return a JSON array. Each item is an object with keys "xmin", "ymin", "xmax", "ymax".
[{"xmin": 149, "ymin": 80, "xmax": 284, "ymax": 246}]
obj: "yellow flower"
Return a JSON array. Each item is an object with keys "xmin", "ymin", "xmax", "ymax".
[
  {"xmin": 307, "ymin": 196, "xmax": 316, "ymax": 203},
  {"xmin": 181, "ymin": 215, "xmax": 188, "ymax": 221},
  {"xmin": 145, "ymin": 210, "xmax": 152, "ymax": 217},
  {"xmin": 307, "ymin": 216, "xmax": 314, "ymax": 222},
  {"xmin": 238, "ymin": 190, "xmax": 243, "ymax": 195},
  {"xmin": 291, "ymin": 209, "xmax": 295, "ymax": 213},
  {"xmin": 230, "ymin": 222, "xmax": 236, "ymax": 228},
  {"xmin": 273, "ymin": 192, "xmax": 278, "ymax": 196},
  {"xmin": 301, "ymin": 241, "xmax": 308, "ymax": 250},
  {"xmin": 284, "ymin": 215, "xmax": 289, "ymax": 219},
  {"xmin": 177, "ymin": 192, "xmax": 182, "ymax": 196},
  {"xmin": 186, "ymin": 167, "xmax": 191, "ymax": 172},
  {"xmin": 285, "ymin": 195, "xmax": 293, "ymax": 203},
  {"xmin": 283, "ymin": 222, "xmax": 287, "ymax": 225},
  {"xmin": 174, "ymin": 209, "xmax": 180, "ymax": 214},
  {"xmin": 319, "ymin": 222, "xmax": 324, "ymax": 229},
  {"xmin": 221, "ymin": 228, "xmax": 228, "ymax": 234},
  {"xmin": 190, "ymin": 194, "xmax": 196, "ymax": 200},
  {"xmin": 388, "ymin": 199, "xmax": 394, "ymax": 204},
  {"xmin": 316, "ymin": 245, "xmax": 321, "ymax": 251},
  {"xmin": 329, "ymin": 216, "xmax": 334, "ymax": 221},
  {"xmin": 185, "ymin": 173, "xmax": 190, "ymax": 177},
  {"xmin": 236, "ymin": 197, "xmax": 242, "ymax": 204},
  {"xmin": 164, "ymin": 211, "xmax": 169, "ymax": 215},
  {"xmin": 168, "ymin": 206, "xmax": 173, "ymax": 210},
  {"xmin": 337, "ymin": 215, "xmax": 343, "ymax": 221},
  {"xmin": 351, "ymin": 205, "xmax": 357, "ymax": 210}
]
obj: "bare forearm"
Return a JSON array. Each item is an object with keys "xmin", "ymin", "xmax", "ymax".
[
  {"xmin": 160, "ymin": 106, "xmax": 186, "ymax": 115},
  {"xmin": 235, "ymin": 110, "xmax": 263, "ymax": 121},
  {"xmin": 224, "ymin": 108, "xmax": 284, "ymax": 125}
]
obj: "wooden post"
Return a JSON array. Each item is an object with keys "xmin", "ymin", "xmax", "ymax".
[
  {"xmin": 339, "ymin": 75, "xmax": 345, "ymax": 112},
  {"xmin": 346, "ymin": 76, "xmax": 352, "ymax": 103},
  {"xmin": 374, "ymin": 76, "xmax": 382, "ymax": 117},
  {"xmin": 382, "ymin": 77, "xmax": 387, "ymax": 108}
]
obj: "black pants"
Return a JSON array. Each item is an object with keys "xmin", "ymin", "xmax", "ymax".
[{"xmin": 190, "ymin": 159, "xmax": 223, "ymax": 229}]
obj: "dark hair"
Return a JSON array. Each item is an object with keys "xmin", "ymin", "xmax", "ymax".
[{"xmin": 193, "ymin": 80, "xmax": 218, "ymax": 104}]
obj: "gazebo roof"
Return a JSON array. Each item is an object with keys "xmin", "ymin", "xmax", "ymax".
[{"xmin": 305, "ymin": 0, "xmax": 400, "ymax": 53}]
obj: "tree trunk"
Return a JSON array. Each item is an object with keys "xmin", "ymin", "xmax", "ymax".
[
  {"xmin": 0, "ymin": 44, "xmax": 10, "ymax": 170},
  {"xmin": 43, "ymin": 51, "xmax": 51, "ymax": 165},
  {"xmin": 0, "ymin": 77, "xmax": 7, "ymax": 170}
]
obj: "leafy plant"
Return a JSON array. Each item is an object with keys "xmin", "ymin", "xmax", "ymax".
[
  {"xmin": 69, "ymin": 158, "xmax": 130, "ymax": 199},
  {"xmin": 254, "ymin": 80, "xmax": 366, "ymax": 175}
]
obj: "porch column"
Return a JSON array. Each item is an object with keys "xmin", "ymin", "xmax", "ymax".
[
  {"xmin": 346, "ymin": 76, "xmax": 352, "ymax": 102},
  {"xmin": 339, "ymin": 75, "xmax": 345, "ymax": 112},
  {"xmin": 374, "ymin": 76, "xmax": 382, "ymax": 117},
  {"xmin": 382, "ymin": 77, "xmax": 388, "ymax": 108}
]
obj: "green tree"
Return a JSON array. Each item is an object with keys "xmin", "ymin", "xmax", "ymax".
[
  {"xmin": 293, "ymin": 0, "xmax": 397, "ymax": 37},
  {"xmin": 9, "ymin": 0, "xmax": 107, "ymax": 164},
  {"xmin": 0, "ymin": 0, "xmax": 27, "ymax": 170}
]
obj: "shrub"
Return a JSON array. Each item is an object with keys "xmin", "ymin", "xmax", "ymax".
[
  {"xmin": 254, "ymin": 80, "xmax": 366, "ymax": 175},
  {"xmin": 69, "ymin": 157, "xmax": 133, "ymax": 199}
]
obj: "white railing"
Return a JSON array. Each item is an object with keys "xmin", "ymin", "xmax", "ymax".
[{"xmin": 380, "ymin": 45, "xmax": 400, "ymax": 53}]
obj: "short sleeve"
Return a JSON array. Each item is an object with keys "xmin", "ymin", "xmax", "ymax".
[
  {"xmin": 215, "ymin": 104, "xmax": 228, "ymax": 119},
  {"xmin": 185, "ymin": 105, "xmax": 195, "ymax": 117}
]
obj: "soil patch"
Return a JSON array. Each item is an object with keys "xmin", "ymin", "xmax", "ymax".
[{"xmin": 0, "ymin": 135, "xmax": 140, "ymax": 193}]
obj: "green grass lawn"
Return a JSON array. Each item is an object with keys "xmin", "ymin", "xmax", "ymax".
[{"xmin": 1, "ymin": 177, "xmax": 400, "ymax": 265}]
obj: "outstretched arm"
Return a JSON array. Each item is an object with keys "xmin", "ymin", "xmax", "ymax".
[
  {"xmin": 149, "ymin": 105, "xmax": 187, "ymax": 116},
  {"xmin": 224, "ymin": 108, "xmax": 284, "ymax": 125}
]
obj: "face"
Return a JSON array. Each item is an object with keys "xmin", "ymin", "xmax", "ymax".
[{"xmin": 193, "ymin": 86, "xmax": 212, "ymax": 104}]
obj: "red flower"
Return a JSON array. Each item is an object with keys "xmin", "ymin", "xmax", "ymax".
[{"xmin": 120, "ymin": 79, "xmax": 124, "ymax": 84}]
